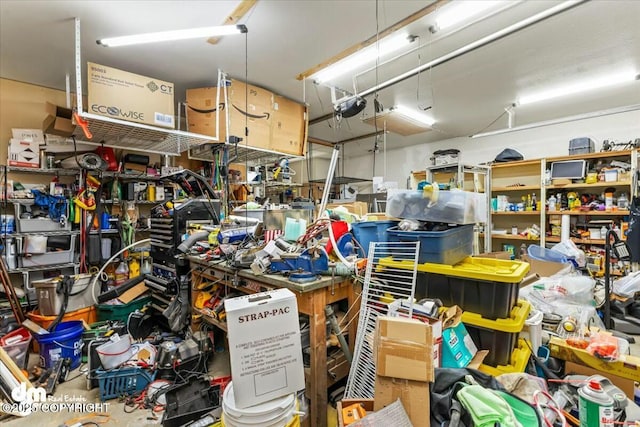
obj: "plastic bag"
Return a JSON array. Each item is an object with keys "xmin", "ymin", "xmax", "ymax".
[
  {"xmin": 612, "ymin": 271, "xmax": 640, "ymax": 298},
  {"xmin": 586, "ymin": 333, "xmax": 618, "ymax": 361},
  {"xmin": 551, "ymin": 239, "xmax": 586, "ymax": 267}
]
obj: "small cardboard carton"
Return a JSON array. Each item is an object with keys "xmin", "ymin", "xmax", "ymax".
[
  {"xmin": 8, "ymin": 139, "xmax": 40, "ymax": 168},
  {"xmin": 42, "ymin": 102, "xmax": 75, "ymax": 137},
  {"xmin": 88, "ymin": 62, "xmax": 175, "ymax": 128},
  {"xmin": 375, "ymin": 316, "xmax": 434, "ymax": 382},
  {"xmin": 224, "ymin": 288, "xmax": 305, "ymax": 409}
]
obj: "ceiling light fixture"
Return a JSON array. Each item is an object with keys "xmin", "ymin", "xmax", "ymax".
[
  {"xmin": 393, "ymin": 105, "xmax": 436, "ymax": 126},
  {"xmin": 312, "ymin": 33, "xmax": 413, "ymax": 83},
  {"xmin": 97, "ymin": 25, "xmax": 247, "ymax": 47},
  {"xmin": 433, "ymin": 1, "xmax": 504, "ymax": 32},
  {"xmin": 517, "ymin": 70, "xmax": 639, "ymax": 106},
  {"xmin": 471, "ymin": 103, "xmax": 640, "ymax": 138}
]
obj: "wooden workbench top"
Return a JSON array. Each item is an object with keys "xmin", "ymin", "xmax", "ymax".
[{"xmin": 187, "ymin": 255, "xmax": 351, "ymax": 293}]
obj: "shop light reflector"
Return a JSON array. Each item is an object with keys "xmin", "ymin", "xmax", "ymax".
[
  {"xmin": 97, "ymin": 25, "xmax": 247, "ymax": 47},
  {"xmin": 517, "ymin": 70, "xmax": 638, "ymax": 105},
  {"xmin": 313, "ymin": 33, "xmax": 412, "ymax": 83},
  {"xmin": 435, "ymin": 1, "xmax": 503, "ymax": 30},
  {"xmin": 393, "ymin": 105, "xmax": 436, "ymax": 126}
]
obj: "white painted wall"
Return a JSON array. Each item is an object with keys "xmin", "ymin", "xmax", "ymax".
[{"xmin": 342, "ymin": 109, "xmax": 640, "ymax": 192}]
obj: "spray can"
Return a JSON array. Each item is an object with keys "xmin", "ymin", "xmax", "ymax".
[{"xmin": 578, "ymin": 380, "xmax": 614, "ymax": 427}]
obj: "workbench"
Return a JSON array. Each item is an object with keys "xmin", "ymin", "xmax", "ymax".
[{"xmin": 188, "ymin": 256, "xmax": 360, "ymax": 427}]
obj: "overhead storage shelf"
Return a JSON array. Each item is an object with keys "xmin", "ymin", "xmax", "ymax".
[
  {"xmin": 72, "ymin": 112, "xmax": 217, "ymax": 156},
  {"xmin": 188, "ymin": 142, "xmax": 304, "ymax": 164}
]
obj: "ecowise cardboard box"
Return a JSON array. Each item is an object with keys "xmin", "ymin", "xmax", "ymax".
[
  {"xmin": 87, "ymin": 62, "xmax": 175, "ymax": 129},
  {"xmin": 224, "ymin": 288, "xmax": 305, "ymax": 409}
]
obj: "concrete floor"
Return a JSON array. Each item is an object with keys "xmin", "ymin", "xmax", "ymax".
[{"xmin": 3, "ymin": 351, "xmax": 231, "ymax": 427}]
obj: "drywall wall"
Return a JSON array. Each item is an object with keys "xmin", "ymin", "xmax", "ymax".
[{"xmin": 343, "ymin": 108, "xmax": 640, "ymax": 192}]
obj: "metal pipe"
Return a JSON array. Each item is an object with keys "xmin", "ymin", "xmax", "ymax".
[
  {"xmin": 330, "ymin": 1, "xmax": 586, "ymax": 107},
  {"xmin": 318, "ymin": 146, "xmax": 340, "ymax": 215}
]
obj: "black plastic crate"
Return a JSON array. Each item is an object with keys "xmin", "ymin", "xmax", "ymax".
[
  {"xmin": 412, "ymin": 257, "xmax": 529, "ymax": 319},
  {"xmin": 461, "ymin": 300, "xmax": 530, "ymax": 367}
]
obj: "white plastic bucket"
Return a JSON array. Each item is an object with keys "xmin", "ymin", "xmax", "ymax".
[
  {"xmin": 96, "ymin": 334, "xmax": 134, "ymax": 370},
  {"xmin": 522, "ymin": 309, "xmax": 543, "ymax": 354},
  {"xmin": 222, "ymin": 381, "xmax": 298, "ymax": 427}
]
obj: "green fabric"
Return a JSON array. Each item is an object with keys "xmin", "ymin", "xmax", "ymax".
[
  {"xmin": 457, "ymin": 385, "xmax": 523, "ymax": 427},
  {"xmin": 494, "ymin": 391, "xmax": 539, "ymax": 426}
]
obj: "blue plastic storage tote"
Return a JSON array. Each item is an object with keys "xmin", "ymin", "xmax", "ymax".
[
  {"xmin": 386, "ymin": 224, "xmax": 473, "ymax": 264},
  {"xmin": 351, "ymin": 220, "xmax": 399, "ymax": 256}
]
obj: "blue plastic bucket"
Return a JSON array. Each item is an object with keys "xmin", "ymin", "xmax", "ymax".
[
  {"xmin": 33, "ymin": 320, "xmax": 84, "ymax": 369},
  {"xmin": 351, "ymin": 220, "xmax": 399, "ymax": 256}
]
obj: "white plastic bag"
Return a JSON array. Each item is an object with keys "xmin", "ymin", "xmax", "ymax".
[
  {"xmin": 552, "ymin": 239, "xmax": 586, "ymax": 267},
  {"xmin": 613, "ymin": 271, "xmax": 640, "ymax": 298}
]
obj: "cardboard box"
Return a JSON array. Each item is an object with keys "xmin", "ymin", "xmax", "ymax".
[
  {"xmin": 224, "ymin": 288, "xmax": 305, "ymax": 409},
  {"xmin": 521, "ymin": 255, "xmax": 570, "ymax": 277},
  {"xmin": 376, "ymin": 317, "xmax": 433, "ymax": 382},
  {"xmin": 271, "ymin": 95, "xmax": 307, "ymax": 156},
  {"xmin": 185, "ymin": 86, "xmax": 227, "ymax": 139},
  {"xmin": 228, "ymin": 79, "xmax": 273, "ymax": 150},
  {"xmin": 337, "ymin": 399, "xmax": 374, "ymax": 427},
  {"xmin": 42, "ymin": 102, "xmax": 75, "ymax": 137},
  {"xmin": 564, "ymin": 361, "xmax": 635, "ymax": 399},
  {"xmin": 88, "ymin": 62, "xmax": 175, "ymax": 128},
  {"xmin": 8, "ymin": 138, "xmax": 40, "ymax": 168},
  {"xmin": 374, "ymin": 376, "xmax": 430, "ymax": 427}
]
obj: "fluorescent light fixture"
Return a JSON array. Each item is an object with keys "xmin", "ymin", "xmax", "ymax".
[
  {"xmin": 517, "ymin": 70, "xmax": 638, "ymax": 106},
  {"xmin": 471, "ymin": 103, "xmax": 640, "ymax": 138},
  {"xmin": 393, "ymin": 105, "xmax": 436, "ymax": 126},
  {"xmin": 313, "ymin": 33, "xmax": 412, "ymax": 83},
  {"xmin": 435, "ymin": 1, "xmax": 503, "ymax": 31},
  {"xmin": 97, "ymin": 25, "xmax": 247, "ymax": 47}
]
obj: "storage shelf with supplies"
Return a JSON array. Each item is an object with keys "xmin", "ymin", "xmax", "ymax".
[
  {"xmin": 6, "ymin": 166, "xmax": 80, "ymax": 176},
  {"xmin": 72, "ymin": 18, "xmax": 217, "ymax": 156}
]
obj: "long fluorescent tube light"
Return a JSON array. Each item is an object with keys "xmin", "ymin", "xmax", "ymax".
[
  {"xmin": 517, "ymin": 70, "xmax": 638, "ymax": 106},
  {"xmin": 313, "ymin": 33, "xmax": 412, "ymax": 83},
  {"xmin": 435, "ymin": 1, "xmax": 503, "ymax": 30},
  {"xmin": 97, "ymin": 25, "xmax": 247, "ymax": 47},
  {"xmin": 471, "ymin": 103, "xmax": 640, "ymax": 138},
  {"xmin": 394, "ymin": 105, "xmax": 436, "ymax": 126}
]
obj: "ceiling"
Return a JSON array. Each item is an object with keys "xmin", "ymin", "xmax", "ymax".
[{"xmin": 1, "ymin": 0, "xmax": 639, "ymax": 158}]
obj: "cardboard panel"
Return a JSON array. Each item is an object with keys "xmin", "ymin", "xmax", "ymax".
[
  {"xmin": 88, "ymin": 62, "xmax": 175, "ymax": 128},
  {"xmin": 374, "ymin": 376, "xmax": 430, "ymax": 427},
  {"xmin": 271, "ymin": 95, "xmax": 307, "ymax": 156},
  {"xmin": 185, "ymin": 86, "xmax": 227, "ymax": 140},
  {"xmin": 228, "ymin": 79, "xmax": 272, "ymax": 150},
  {"xmin": 376, "ymin": 317, "xmax": 434, "ymax": 382}
]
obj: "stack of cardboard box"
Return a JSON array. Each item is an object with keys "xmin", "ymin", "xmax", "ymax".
[{"xmin": 374, "ymin": 316, "xmax": 434, "ymax": 427}]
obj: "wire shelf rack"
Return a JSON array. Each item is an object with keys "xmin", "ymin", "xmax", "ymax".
[{"xmin": 344, "ymin": 241, "xmax": 420, "ymax": 399}]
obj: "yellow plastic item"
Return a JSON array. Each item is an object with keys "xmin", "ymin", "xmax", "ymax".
[
  {"xmin": 128, "ymin": 258, "xmax": 140, "ymax": 278},
  {"xmin": 194, "ymin": 291, "xmax": 212, "ymax": 309},
  {"xmin": 462, "ymin": 299, "xmax": 531, "ymax": 333},
  {"xmin": 342, "ymin": 403, "xmax": 367, "ymax": 425},
  {"xmin": 380, "ymin": 256, "xmax": 530, "ymax": 283},
  {"xmin": 478, "ymin": 338, "xmax": 531, "ymax": 376}
]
